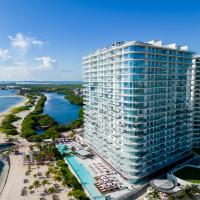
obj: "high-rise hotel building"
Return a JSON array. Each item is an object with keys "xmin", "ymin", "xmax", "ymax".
[
  {"xmin": 192, "ymin": 56, "xmax": 200, "ymax": 147},
  {"xmin": 83, "ymin": 40, "xmax": 193, "ymax": 184}
]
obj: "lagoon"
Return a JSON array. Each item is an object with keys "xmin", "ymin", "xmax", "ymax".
[{"xmin": 43, "ymin": 93, "xmax": 81, "ymax": 124}]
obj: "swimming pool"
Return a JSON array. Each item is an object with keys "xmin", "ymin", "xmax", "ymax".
[
  {"xmin": 56, "ymin": 144, "xmax": 71, "ymax": 155},
  {"xmin": 65, "ymin": 156, "xmax": 105, "ymax": 200}
]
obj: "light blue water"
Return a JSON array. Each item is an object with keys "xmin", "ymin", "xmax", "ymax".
[
  {"xmin": 0, "ymin": 90, "xmax": 24, "ymax": 113},
  {"xmin": 65, "ymin": 156, "xmax": 105, "ymax": 200},
  {"xmin": 56, "ymin": 144, "xmax": 71, "ymax": 154},
  {"xmin": 43, "ymin": 93, "xmax": 81, "ymax": 124}
]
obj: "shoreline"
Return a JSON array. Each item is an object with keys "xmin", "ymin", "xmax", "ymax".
[
  {"xmin": 0, "ymin": 95, "xmax": 34, "ymax": 199},
  {"xmin": 0, "ymin": 157, "xmax": 10, "ymax": 196},
  {"xmin": 0, "ymin": 95, "xmax": 26, "ymax": 117},
  {"xmin": 0, "ymin": 96, "xmax": 27, "ymax": 193},
  {"xmin": 0, "ymin": 96, "xmax": 27, "ymax": 143}
]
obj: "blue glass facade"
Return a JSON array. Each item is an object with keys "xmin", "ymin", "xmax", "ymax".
[
  {"xmin": 83, "ymin": 41, "xmax": 193, "ymax": 185},
  {"xmin": 193, "ymin": 56, "xmax": 200, "ymax": 147}
]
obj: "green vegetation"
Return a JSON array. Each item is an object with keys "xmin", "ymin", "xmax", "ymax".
[
  {"xmin": 20, "ymin": 83, "xmax": 84, "ymax": 142},
  {"xmin": 0, "ymin": 94, "xmax": 38, "ymax": 136},
  {"xmin": 0, "ymin": 114, "xmax": 21, "ymax": 135},
  {"xmin": 21, "ymin": 113, "xmax": 38, "ymax": 138},
  {"xmin": 32, "ymin": 94, "xmax": 47, "ymax": 114},
  {"xmin": 32, "ymin": 143, "xmax": 62, "ymax": 164},
  {"xmin": 19, "ymin": 84, "xmax": 83, "ymax": 105},
  {"xmin": 178, "ymin": 185, "xmax": 200, "ymax": 200},
  {"xmin": 65, "ymin": 90, "xmax": 83, "ymax": 105},
  {"xmin": 173, "ymin": 166, "xmax": 200, "ymax": 183},
  {"xmin": 147, "ymin": 187, "xmax": 161, "ymax": 200},
  {"xmin": 79, "ymin": 107, "xmax": 83, "ymax": 119},
  {"xmin": 49, "ymin": 159, "xmax": 89, "ymax": 200},
  {"xmin": 21, "ymin": 92, "xmax": 83, "ymax": 142},
  {"xmin": 69, "ymin": 189, "xmax": 88, "ymax": 200},
  {"xmin": 147, "ymin": 185, "xmax": 200, "ymax": 200},
  {"xmin": 26, "ymin": 143, "xmax": 88, "ymax": 199},
  {"xmin": 11, "ymin": 105, "xmax": 30, "ymax": 114},
  {"xmin": 38, "ymin": 114, "xmax": 57, "ymax": 127},
  {"xmin": 21, "ymin": 94, "xmax": 59, "ymax": 141},
  {"xmin": 25, "ymin": 95, "xmax": 37, "ymax": 106}
]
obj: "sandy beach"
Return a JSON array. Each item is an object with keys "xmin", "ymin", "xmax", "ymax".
[
  {"xmin": 0, "ymin": 97, "xmax": 27, "ymax": 143},
  {"xmin": 0, "ymin": 149, "xmax": 72, "ymax": 200},
  {"xmin": 0, "ymin": 97, "xmax": 28, "ymax": 143},
  {"xmin": 0, "ymin": 96, "xmax": 28, "ymax": 196}
]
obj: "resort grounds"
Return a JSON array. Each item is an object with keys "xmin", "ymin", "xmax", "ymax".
[
  {"xmin": 0, "ymin": 143, "xmax": 73, "ymax": 200},
  {"xmin": 0, "ymin": 95, "xmax": 84, "ymax": 200}
]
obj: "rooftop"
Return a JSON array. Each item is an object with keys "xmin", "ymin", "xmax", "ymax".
[
  {"xmin": 83, "ymin": 40, "xmax": 192, "ymax": 58},
  {"xmin": 150, "ymin": 179, "xmax": 180, "ymax": 194}
]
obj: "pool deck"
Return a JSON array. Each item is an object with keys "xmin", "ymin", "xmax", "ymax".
[
  {"xmin": 65, "ymin": 156, "xmax": 105, "ymax": 200},
  {"xmin": 57, "ymin": 143, "xmax": 104, "ymax": 200},
  {"xmin": 56, "ymin": 143, "xmax": 135, "ymax": 200}
]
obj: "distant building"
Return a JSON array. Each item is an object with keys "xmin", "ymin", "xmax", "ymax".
[{"xmin": 83, "ymin": 40, "xmax": 193, "ymax": 185}]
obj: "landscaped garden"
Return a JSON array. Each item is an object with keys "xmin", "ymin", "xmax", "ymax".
[
  {"xmin": 173, "ymin": 166, "xmax": 200, "ymax": 184},
  {"xmin": 24, "ymin": 143, "xmax": 89, "ymax": 200}
]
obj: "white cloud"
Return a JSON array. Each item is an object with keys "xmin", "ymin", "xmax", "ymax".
[
  {"xmin": 8, "ymin": 33, "xmax": 43, "ymax": 51},
  {"xmin": 0, "ymin": 49, "xmax": 10, "ymax": 61},
  {"xmin": 0, "ymin": 62, "xmax": 30, "ymax": 80},
  {"xmin": 35, "ymin": 56, "xmax": 56, "ymax": 70}
]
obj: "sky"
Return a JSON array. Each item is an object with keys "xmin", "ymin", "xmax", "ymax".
[{"xmin": 0, "ymin": 0, "xmax": 200, "ymax": 81}]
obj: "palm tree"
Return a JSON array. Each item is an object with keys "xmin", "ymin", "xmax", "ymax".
[
  {"xmin": 41, "ymin": 179, "xmax": 49, "ymax": 190},
  {"xmin": 45, "ymin": 170, "xmax": 51, "ymax": 178},
  {"xmin": 167, "ymin": 194, "xmax": 175, "ymax": 200},
  {"xmin": 147, "ymin": 187, "xmax": 161, "ymax": 200},
  {"xmin": 33, "ymin": 180, "xmax": 41, "ymax": 192},
  {"xmin": 48, "ymin": 187, "xmax": 57, "ymax": 195},
  {"xmin": 35, "ymin": 143, "xmax": 42, "ymax": 150},
  {"xmin": 61, "ymin": 181, "xmax": 68, "ymax": 191},
  {"xmin": 28, "ymin": 185, "xmax": 34, "ymax": 193},
  {"xmin": 24, "ymin": 154, "xmax": 31, "ymax": 165},
  {"xmin": 47, "ymin": 166, "xmax": 54, "ymax": 174},
  {"xmin": 179, "ymin": 185, "xmax": 200, "ymax": 200}
]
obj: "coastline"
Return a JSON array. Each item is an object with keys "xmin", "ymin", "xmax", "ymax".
[
  {"xmin": 0, "ymin": 96, "xmax": 27, "ymax": 194},
  {"xmin": 0, "ymin": 95, "xmax": 33, "ymax": 199},
  {"xmin": 0, "ymin": 95, "xmax": 26, "ymax": 117},
  {"xmin": 0, "ymin": 96, "xmax": 27, "ymax": 143}
]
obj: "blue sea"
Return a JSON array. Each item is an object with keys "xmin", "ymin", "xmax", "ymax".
[
  {"xmin": 43, "ymin": 93, "xmax": 81, "ymax": 124},
  {"xmin": 0, "ymin": 90, "xmax": 24, "ymax": 113}
]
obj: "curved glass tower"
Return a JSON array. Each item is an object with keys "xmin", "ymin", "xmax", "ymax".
[{"xmin": 83, "ymin": 40, "xmax": 193, "ymax": 185}]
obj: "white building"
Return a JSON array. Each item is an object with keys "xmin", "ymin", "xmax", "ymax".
[
  {"xmin": 83, "ymin": 40, "xmax": 193, "ymax": 185},
  {"xmin": 192, "ymin": 56, "xmax": 200, "ymax": 147}
]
